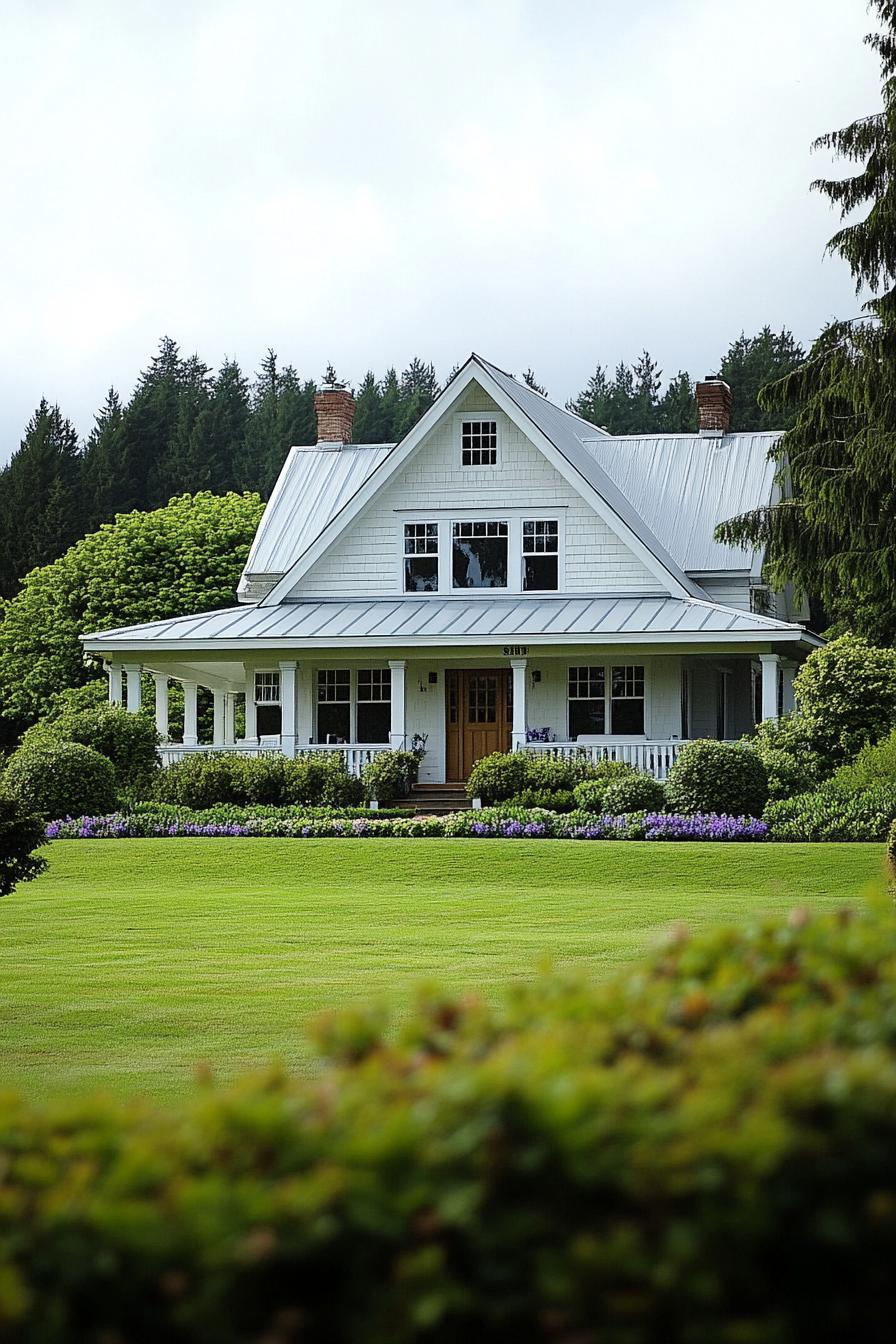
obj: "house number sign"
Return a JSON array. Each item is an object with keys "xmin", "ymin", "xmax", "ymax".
[{"xmin": 502, "ymin": 645, "xmax": 529, "ymax": 656}]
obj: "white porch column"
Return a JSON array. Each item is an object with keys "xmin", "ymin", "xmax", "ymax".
[
  {"xmin": 295, "ymin": 665, "xmax": 313, "ymax": 749},
  {"xmin": 389, "ymin": 660, "xmax": 407, "ymax": 748},
  {"xmin": 510, "ymin": 658, "xmax": 528, "ymax": 750},
  {"xmin": 107, "ymin": 661, "xmax": 123, "ymax": 706},
  {"xmin": 759, "ymin": 653, "xmax": 780, "ymax": 722},
  {"xmin": 279, "ymin": 660, "xmax": 297, "ymax": 758},
  {"xmin": 212, "ymin": 690, "xmax": 226, "ymax": 747},
  {"xmin": 243, "ymin": 665, "xmax": 257, "ymax": 743},
  {"xmin": 123, "ymin": 662, "xmax": 142, "ymax": 713},
  {"xmin": 152, "ymin": 673, "xmax": 169, "ymax": 741},
  {"xmin": 182, "ymin": 680, "xmax": 199, "ymax": 746},
  {"xmin": 782, "ymin": 662, "xmax": 797, "ymax": 715},
  {"xmin": 224, "ymin": 693, "xmax": 236, "ymax": 746}
]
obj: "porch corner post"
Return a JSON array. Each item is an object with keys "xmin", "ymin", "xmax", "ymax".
[
  {"xmin": 152, "ymin": 673, "xmax": 169, "ymax": 742},
  {"xmin": 123, "ymin": 662, "xmax": 142, "ymax": 714},
  {"xmin": 510, "ymin": 658, "xmax": 528, "ymax": 751},
  {"xmin": 243, "ymin": 665, "xmax": 257, "ymax": 744},
  {"xmin": 212, "ymin": 690, "xmax": 226, "ymax": 747},
  {"xmin": 182, "ymin": 680, "xmax": 199, "ymax": 746},
  {"xmin": 759, "ymin": 653, "xmax": 780, "ymax": 722},
  {"xmin": 223, "ymin": 693, "xmax": 236, "ymax": 746},
  {"xmin": 279, "ymin": 660, "xmax": 297, "ymax": 758},
  {"xmin": 107, "ymin": 661, "xmax": 123, "ymax": 707},
  {"xmin": 782, "ymin": 662, "xmax": 797, "ymax": 715},
  {"xmin": 388, "ymin": 659, "xmax": 407, "ymax": 748}
]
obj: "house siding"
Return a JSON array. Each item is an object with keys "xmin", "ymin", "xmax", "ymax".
[{"xmin": 291, "ymin": 385, "xmax": 660, "ymax": 599}]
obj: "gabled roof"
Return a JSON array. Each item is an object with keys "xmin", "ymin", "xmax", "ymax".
[
  {"xmin": 82, "ymin": 593, "xmax": 820, "ymax": 652},
  {"xmin": 258, "ymin": 355, "xmax": 706, "ymax": 606},
  {"xmin": 580, "ymin": 431, "xmax": 779, "ymax": 573}
]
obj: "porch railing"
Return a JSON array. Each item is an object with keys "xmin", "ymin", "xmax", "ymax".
[
  {"xmin": 524, "ymin": 739, "xmax": 685, "ymax": 781},
  {"xmin": 157, "ymin": 742, "xmax": 391, "ymax": 777}
]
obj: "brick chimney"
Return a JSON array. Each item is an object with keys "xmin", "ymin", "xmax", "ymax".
[
  {"xmin": 314, "ymin": 385, "xmax": 355, "ymax": 445},
  {"xmin": 695, "ymin": 374, "xmax": 732, "ymax": 435}
]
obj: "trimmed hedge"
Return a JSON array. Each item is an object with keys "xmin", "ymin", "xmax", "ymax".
[
  {"xmin": 601, "ymin": 771, "xmax": 666, "ymax": 814},
  {"xmin": 1, "ymin": 903, "xmax": 896, "ymax": 1340},
  {"xmin": 3, "ymin": 740, "xmax": 117, "ymax": 819},
  {"xmin": 0, "ymin": 786, "xmax": 46, "ymax": 896},
  {"xmin": 153, "ymin": 752, "xmax": 365, "ymax": 809},
  {"xmin": 466, "ymin": 751, "xmax": 603, "ymax": 803},
  {"xmin": 665, "ymin": 738, "xmax": 768, "ymax": 817},
  {"xmin": 764, "ymin": 783, "xmax": 896, "ymax": 841}
]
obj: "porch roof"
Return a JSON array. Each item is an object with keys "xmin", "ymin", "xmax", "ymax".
[{"xmin": 82, "ymin": 594, "xmax": 820, "ymax": 655}]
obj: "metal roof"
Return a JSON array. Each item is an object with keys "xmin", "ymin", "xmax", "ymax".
[
  {"xmin": 239, "ymin": 443, "xmax": 393, "ymax": 586},
  {"xmin": 580, "ymin": 431, "xmax": 780, "ymax": 572},
  {"xmin": 83, "ymin": 594, "xmax": 817, "ymax": 651}
]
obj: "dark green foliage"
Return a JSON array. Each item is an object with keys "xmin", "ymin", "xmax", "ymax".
[
  {"xmin": 465, "ymin": 750, "xmax": 530, "ymax": 802},
  {"xmin": 832, "ymin": 727, "xmax": 896, "ymax": 792},
  {"xmin": 572, "ymin": 761, "xmax": 639, "ymax": 813},
  {"xmin": 718, "ymin": 326, "xmax": 805, "ymax": 430},
  {"xmin": 765, "ymin": 783, "xmax": 896, "ymax": 841},
  {"xmin": 665, "ymin": 739, "xmax": 769, "ymax": 816},
  {"xmin": 601, "ymin": 771, "xmax": 666, "ymax": 813},
  {"xmin": 2, "ymin": 904, "xmax": 896, "ymax": 1340},
  {"xmin": 22, "ymin": 704, "xmax": 159, "ymax": 796},
  {"xmin": 523, "ymin": 754, "xmax": 598, "ymax": 792},
  {"xmin": 0, "ymin": 787, "xmax": 46, "ymax": 896},
  {"xmin": 4, "ymin": 741, "xmax": 116, "ymax": 818},
  {"xmin": 0, "ymin": 400, "xmax": 83, "ymax": 598},
  {"xmin": 152, "ymin": 752, "xmax": 364, "ymax": 809},
  {"xmin": 792, "ymin": 635, "xmax": 896, "ymax": 766},
  {"xmin": 361, "ymin": 750, "xmax": 420, "ymax": 803},
  {"xmin": 507, "ymin": 787, "xmax": 577, "ymax": 812},
  {"xmin": 747, "ymin": 713, "xmax": 824, "ymax": 789},
  {"xmin": 756, "ymin": 747, "xmax": 809, "ymax": 802}
]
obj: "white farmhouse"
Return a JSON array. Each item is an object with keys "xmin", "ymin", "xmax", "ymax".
[{"xmin": 81, "ymin": 355, "xmax": 819, "ymax": 784}]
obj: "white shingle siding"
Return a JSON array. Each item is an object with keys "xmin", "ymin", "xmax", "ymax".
[
  {"xmin": 697, "ymin": 577, "xmax": 753, "ymax": 612},
  {"xmin": 292, "ymin": 391, "xmax": 658, "ymax": 599}
]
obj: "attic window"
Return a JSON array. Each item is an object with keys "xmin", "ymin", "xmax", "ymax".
[{"xmin": 461, "ymin": 419, "xmax": 497, "ymax": 466}]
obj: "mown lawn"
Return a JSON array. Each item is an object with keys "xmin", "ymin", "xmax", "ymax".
[{"xmin": 0, "ymin": 838, "xmax": 885, "ymax": 1103}]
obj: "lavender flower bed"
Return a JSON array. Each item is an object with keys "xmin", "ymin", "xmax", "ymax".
[{"xmin": 46, "ymin": 808, "xmax": 769, "ymax": 842}]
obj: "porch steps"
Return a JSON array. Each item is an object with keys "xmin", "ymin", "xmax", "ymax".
[{"xmin": 396, "ymin": 783, "xmax": 471, "ymax": 815}]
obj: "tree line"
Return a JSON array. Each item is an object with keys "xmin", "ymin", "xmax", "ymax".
[{"xmin": 0, "ymin": 326, "xmax": 804, "ymax": 601}]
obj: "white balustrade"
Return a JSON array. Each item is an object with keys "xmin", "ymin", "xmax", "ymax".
[
  {"xmin": 524, "ymin": 739, "xmax": 686, "ymax": 781},
  {"xmin": 157, "ymin": 742, "xmax": 392, "ymax": 776}
]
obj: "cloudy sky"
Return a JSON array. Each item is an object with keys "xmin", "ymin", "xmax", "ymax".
[{"xmin": 0, "ymin": 0, "xmax": 881, "ymax": 460}]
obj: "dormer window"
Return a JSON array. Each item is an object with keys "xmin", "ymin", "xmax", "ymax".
[{"xmin": 461, "ymin": 419, "xmax": 497, "ymax": 466}]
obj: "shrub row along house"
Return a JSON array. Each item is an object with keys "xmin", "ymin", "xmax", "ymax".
[{"xmin": 82, "ymin": 355, "xmax": 819, "ymax": 783}]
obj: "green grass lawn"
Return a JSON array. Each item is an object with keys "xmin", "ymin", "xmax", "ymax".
[{"xmin": 0, "ymin": 838, "xmax": 885, "ymax": 1104}]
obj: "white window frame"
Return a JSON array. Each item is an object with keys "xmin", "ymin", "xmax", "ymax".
[
  {"xmin": 566, "ymin": 662, "xmax": 650, "ymax": 739},
  {"xmin": 403, "ymin": 520, "xmax": 440, "ymax": 593},
  {"xmin": 395, "ymin": 509, "xmax": 566, "ymax": 597},
  {"xmin": 521, "ymin": 518, "xmax": 560, "ymax": 592},
  {"xmin": 454, "ymin": 412, "xmax": 502, "ymax": 469},
  {"xmin": 313, "ymin": 666, "xmax": 392, "ymax": 743},
  {"xmin": 254, "ymin": 670, "xmax": 281, "ymax": 705}
]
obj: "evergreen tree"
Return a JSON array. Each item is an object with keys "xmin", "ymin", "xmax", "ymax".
[
  {"xmin": 237, "ymin": 351, "xmax": 316, "ymax": 496},
  {"xmin": 631, "ymin": 351, "xmax": 663, "ymax": 431},
  {"xmin": 109, "ymin": 336, "xmax": 184, "ymax": 514},
  {"xmin": 718, "ymin": 327, "xmax": 805, "ymax": 430},
  {"xmin": 352, "ymin": 372, "xmax": 385, "ymax": 442},
  {"xmin": 181, "ymin": 359, "xmax": 250, "ymax": 492},
  {"xmin": 567, "ymin": 365, "xmax": 612, "ymax": 429},
  {"xmin": 522, "ymin": 368, "xmax": 547, "ymax": 396},
  {"xmin": 395, "ymin": 359, "xmax": 439, "ymax": 438},
  {"xmin": 156, "ymin": 353, "xmax": 213, "ymax": 496},
  {"xmin": 379, "ymin": 368, "xmax": 401, "ymax": 442},
  {"xmin": 716, "ymin": 1, "xmax": 896, "ymax": 641},
  {"xmin": 0, "ymin": 401, "xmax": 83, "ymax": 597},
  {"xmin": 657, "ymin": 372, "xmax": 697, "ymax": 432},
  {"xmin": 80, "ymin": 388, "xmax": 124, "ymax": 529}
]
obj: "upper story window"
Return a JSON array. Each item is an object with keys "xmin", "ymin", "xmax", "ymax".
[
  {"xmin": 254, "ymin": 671, "xmax": 281, "ymax": 704},
  {"xmin": 404, "ymin": 522, "xmax": 439, "ymax": 592},
  {"xmin": 461, "ymin": 419, "xmax": 497, "ymax": 467},
  {"xmin": 522, "ymin": 519, "xmax": 558, "ymax": 591},
  {"xmin": 452, "ymin": 520, "xmax": 508, "ymax": 588}
]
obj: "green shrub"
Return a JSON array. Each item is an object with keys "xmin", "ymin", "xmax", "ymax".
[
  {"xmin": 153, "ymin": 752, "xmax": 364, "ymax": 810},
  {"xmin": 3, "ymin": 904, "xmax": 896, "ymax": 1339},
  {"xmin": 572, "ymin": 761, "xmax": 640, "ymax": 814},
  {"xmin": 665, "ymin": 739, "xmax": 768, "ymax": 816},
  {"xmin": 466, "ymin": 750, "xmax": 529, "ymax": 802},
  {"xmin": 0, "ymin": 786, "xmax": 46, "ymax": 896},
  {"xmin": 362, "ymin": 750, "xmax": 420, "ymax": 803},
  {"xmin": 794, "ymin": 634, "xmax": 896, "ymax": 767},
  {"xmin": 764, "ymin": 783, "xmax": 896, "ymax": 841},
  {"xmin": 832, "ymin": 727, "xmax": 896, "ymax": 794},
  {"xmin": 153, "ymin": 753, "xmax": 244, "ymax": 808},
  {"xmin": 602, "ymin": 771, "xmax": 666, "ymax": 813},
  {"xmin": 523, "ymin": 753, "xmax": 597, "ymax": 791},
  {"xmin": 3, "ymin": 741, "xmax": 117, "ymax": 819},
  {"xmin": 756, "ymin": 746, "xmax": 810, "ymax": 801},
  {"xmin": 22, "ymin": 703, "xmax": 159, "ymax": 797},
  {"xmin": 507, "ymin": 787, "xmax": 577, "ymax": 812}
]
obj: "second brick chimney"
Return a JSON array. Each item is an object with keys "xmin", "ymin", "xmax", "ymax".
[
  {"xmin": 695, "ymin": 374, "xmax": 732, "ymax": 435},
  {"xmin": 314, "ymin": 386, "xmax": 355, "ymax": 445}
]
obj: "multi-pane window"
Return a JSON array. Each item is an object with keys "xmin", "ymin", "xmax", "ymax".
[
  {"xmin": 452, "ymin": 520, "xmax": 508, "ymax": 588},
  {"xmin": 254, "ymin": 671, "xmax": 281, "ymax": 704},
  {"xmin": 522, "ymin": 519, "xmax": 559, "ymax": 591},
  {"xmin": 568, "ymin": 666, "xmax": 605, "ymax": 737},
  {"xmin": 404, "ymin": 522, "xmax": 439, "ymax": 593},
  {"xmin": 461, "ymin": 419, "xmax": 497, "ymax": 466},
  {"xmin": 611, "ymin": 666, "xmax": 645, "ymax": 734},
  {"xmin": 317, "ymin": 669, "xmax": 350, "ymax": 743},
  {"xmin": 357, "ymin": 668, "xmax": 391, "ymax": 744}
]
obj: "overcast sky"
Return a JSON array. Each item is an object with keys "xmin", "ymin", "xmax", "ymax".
[{"xmin": 0, "ymin": 0, "xmax": 882, "ymax": 461}]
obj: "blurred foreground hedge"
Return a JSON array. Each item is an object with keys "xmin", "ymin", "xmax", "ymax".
[{"xmin": 3, "ymin": 901, "xmax": 896, "ymax": 1342}]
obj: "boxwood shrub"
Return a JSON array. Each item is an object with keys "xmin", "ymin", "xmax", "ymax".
[
  {"xmin": 21, "ymin": 703, "xmax": 159, "ymax": 797},
  {"xmin": 153, "ymin": 752, "xmax": 364, "ymax": 809},
  {"xmin": 361, "ymin": 750, "xmax": 420, "ymax": 803},
  {"xmin": 3, "ymin": 740, "xmax": 117, "ymax": 819},
  {"xmin": 764, "ymin": 783, "xmax": 896, "ymax": 841},
  {"xmin": 465, "ymin": 750, "xmax": 529, "ymax": 802},
  {"xmin": 1, "ymin": 904, "xmax": 895, "ymax": 1341},
  {"xmin": 0, "ymin": 786, "xmax": 46, "ymax": 896},
  {"xmin": 665, "ymin": 738, "xmax": 768, "ymax": 817},
  {"xmin": 601, "ymin": 771, "xmax": 666, "ymax": 814}
]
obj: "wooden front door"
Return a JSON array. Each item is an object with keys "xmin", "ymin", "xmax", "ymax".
[{"xmin": 445, "ymin": 669, "xmax": 512, "ymax": 780}]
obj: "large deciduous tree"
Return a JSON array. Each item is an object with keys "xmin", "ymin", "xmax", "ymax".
[
  {"xmin": 716, "ymin": 1, "xmax": 896, "ymax": 641},
  {"xmin": 0, "ymin": 491, "xmax": 264, "ymax": 728}
]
